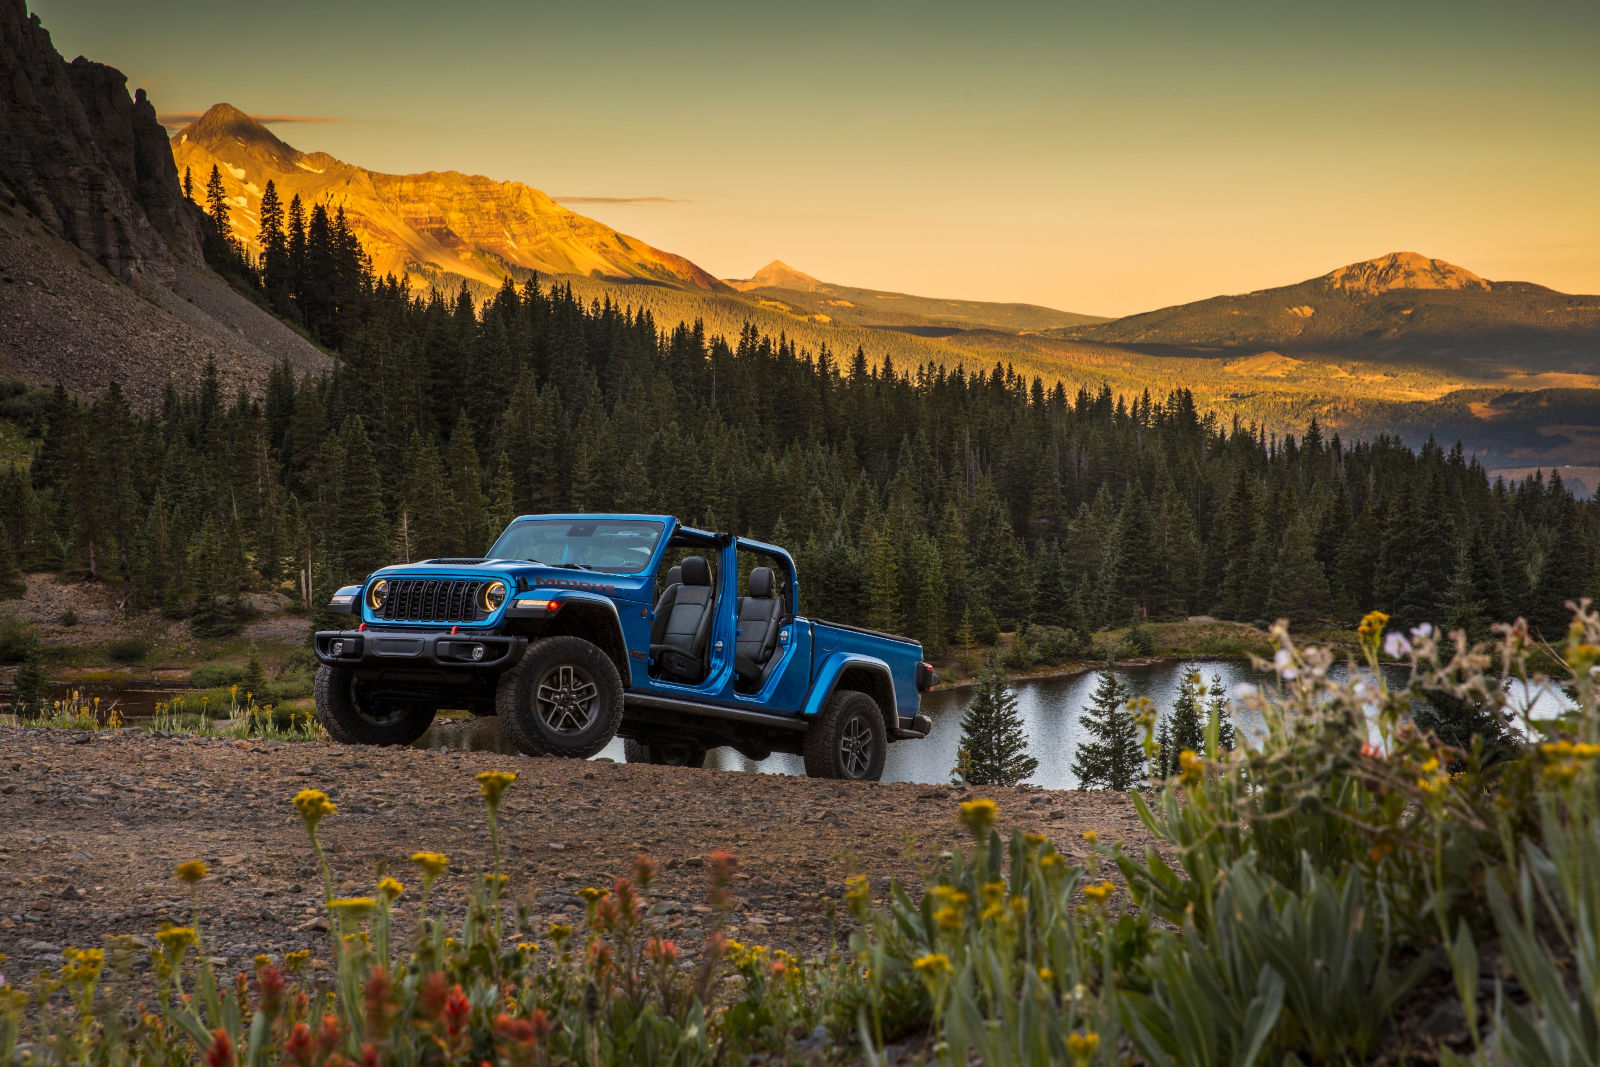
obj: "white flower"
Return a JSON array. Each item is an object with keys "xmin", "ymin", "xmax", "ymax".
[
  {"xmin": 1384, "ymin": 632, "xmax": 1413, "ymax": 659},
  {"xmin": 1410, "ymin": 623, "xmax": 1434, "ymax": 641},
  {"xmin": 1232, "ymin": 682, "xmax": 1259, "ymax": 702}
]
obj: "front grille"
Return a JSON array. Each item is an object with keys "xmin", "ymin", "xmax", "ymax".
[{"xmin": 378, "ymin": 578, "xmax": 485, "ymax": 623}]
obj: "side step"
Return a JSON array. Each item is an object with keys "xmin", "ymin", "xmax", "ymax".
[{"xmin": 623, "ymin": 692, "xmax": 808, "ymax": 732}]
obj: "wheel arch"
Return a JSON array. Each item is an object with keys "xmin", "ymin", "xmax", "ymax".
[
  {"xmin": 541, "ymin": 594, "xmax": 630, "ymax": 683},
  {"xmin": 808, "ymin": 653, "xmax": 898, "ymax": 738}
]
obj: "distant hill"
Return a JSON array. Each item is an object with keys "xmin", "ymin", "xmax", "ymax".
[
  {"xmin": 726, "ymin": 259, "xmax": 1105, "ymax": 335},
  {"xmin": 1056, "ymin": 252, "xmax": 1600, "ymax": 376},
  {"xmin": 170, "ymin": 104, "xmax": 727, "ymax": 294}
]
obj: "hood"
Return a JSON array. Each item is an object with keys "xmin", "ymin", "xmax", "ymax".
[{"xmin": 365, "ymin": 558, "xmax": 654, "ymax": 603}]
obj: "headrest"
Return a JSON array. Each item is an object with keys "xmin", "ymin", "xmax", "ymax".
[
  {"xmin": 664, "ymin": 565, "xmax": 682, "ymax": 587},
  {"xmin": 679, "ymin": 556, "xmax": 711, "ymax": 587},
  {"xmin": 748, "ymin": 566, "xmax": 775, "ymax": 598}
]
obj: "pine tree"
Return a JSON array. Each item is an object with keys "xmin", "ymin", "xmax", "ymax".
[
  {"xmin": 182, "ymin": 166, "xmax": 193, "ymax": 201},
  {"xmin": 954, "ymin": 656, "xmax": 1038, "ymax": 787},
  {"xmin": 204, "ymin": 164, "xmax": 230, "ymax": 242},
  {"xmin": 0, "ymin": 523, "xmax": 23, "ymax": 600},
  {"xmin": 1268, "ymin": 511, "xmax": 1331, "ymax": 625},
  {"xmin": 1206, "ymin": 673, "xmax": 1236, "ymax": 751},
  {"xmin": 1168, "ymin": 668, "xmax": 1206, "ymax": 755},
  {"xmin": 1070, "ymin": 664, "xmax": 1143, "ymax": 790}
]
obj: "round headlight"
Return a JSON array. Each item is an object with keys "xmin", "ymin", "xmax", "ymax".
[
  {"xmin": 481, "ymin": 581, "xmax": 507, "ymax": 613},
  {"xmin": 367, "ymin": 579, "xmax": 389, "ymax": 610}
]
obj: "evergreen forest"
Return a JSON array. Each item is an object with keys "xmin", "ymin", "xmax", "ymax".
[{"xmin": 2, "ymin": 179, "xmax": 1596, "ymax": 654}]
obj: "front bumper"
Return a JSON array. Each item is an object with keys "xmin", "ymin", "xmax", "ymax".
[
  {"xmin": 890, "ymin": 713, "xmax": 934, "ymax": 741},
  {"xmin": 313, "ymin": 630, "xmax": 527, "ymax": 671}
]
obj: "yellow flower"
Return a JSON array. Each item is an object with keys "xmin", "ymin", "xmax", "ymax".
[
  {"xmin": 516, "ymin": 942, "xmax": 540, "ymax": 954},
  {"xmin": 1178, "ymin": 749, "xmax": 1204, "ymax": 784},
  {"xmin": 982, "ymin": 880, "xmax": 1006, "ymax": 904},
  {"xmin": 1080, "ymin": 830, "xmax": 1098, "ymax": 844},
  {"xmin": 930, "ymin": 885, "xmax": 970, "ymax": 908},
  {"xmin": 155, "ymin": 925, "xmax": 197, "ymax": 952},
  {"xmin": 285, "ymin": 949, "xmax": 310, "ymax": 972},
  {"xmin": 1576, "ymin": 743, "xmax": 1600, "ymax": 759},
  {"xmin": 1358, "ymin": 611, "xmax": 1390, "ymax": 645},
  {"xmin": 475, "ymin": 770, "xmax": 518, "ymax": 806},
  {"xmin": 1023, "ymin": 831, "xmax": 1048, "ymax": 849},
  {"xmin": 174, "ymin": 859, "xmax": 208, "ymax": 884},
  {"xmin": 1067, "ymin": 1030, "xmax": 1100, "ymax": 1064},
  {"xmin": 934, "ymin": 906, "xmax": 963, "ymax": 931},
  {"xmin": 548, "ymin": 923, "xmax": 573, "ymax": 943},
  {"xmin": 912, "ymin": 952, "xmax": 952, "ymax": 977},
  {"xmin": 577, "ymin": 886, "xmax": 607, "ymax": 904},
  {"xmin": 958, "ymin": 798, "xmax": 999, "ymax": 839},
  {"xmin": 1009, "ymin": 896, "xmax": 1029, "ymax": 917},
  {"xmin": 293, "ymin": 789, "xmax": 337, "ymax": 829},
  {"xmin": 328, "ymin": 897, "xmax": 377, "ymax": 918},
  {"xmin": 1038, "ymin": 966, "xmax": 1055, "ymax": 982},
  {"xmin": 377, "ymin": 877, "xmax": 404, "ymax": 901},
  {"xmin": 253, "ymin": 954, "xmax": 271, "ymax": 969},
  {"xmin": 1082, "ymin": 881, "xmax": 1117, "ymax": 904},
  {"xmin": 1420, "ymin": 757, "xmax": 1440, "ymax": 774},
  {"xmin": 483, "ymin": 872, "xmax": 508, "ymax": 891},
  {"xmin": 410, "ymin": 852, "xmax": 450, "ymax": 880},
  {"xmin": 844, "ymin": 873, "xmax": 871, "ymax": 917}
]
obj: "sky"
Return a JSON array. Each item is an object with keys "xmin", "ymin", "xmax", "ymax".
[{"xmin": 28, "ymin": 0, "xmax": 1600, "ymax": 316}]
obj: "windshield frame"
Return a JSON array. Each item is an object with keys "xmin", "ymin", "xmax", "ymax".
[{"xmin": 487, "ymin": 517, "xmax": 669, "ymax": 575}]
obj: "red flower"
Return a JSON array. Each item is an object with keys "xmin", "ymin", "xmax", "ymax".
[
  {"xmin": 419, "ymin": 971, "xmax": 449, "ymax": 1018},
  {"xmin": 633, "ymin": 854, "xmax": 659, "ymax": 889},
  {"xmin": 442, "ymin": 984, "xmax": 472, "ymax": 1037},
  {"xmin": 318, "ymin": 1013, "xmax": 343, "ymax": 1053},
  {"xmin": 645, "ymin": 937, "xmax": 680, "ymax": 966},
  {"xmin": 363, "ymin": 966, "xmax": 392, "ymax": 1037},
  {"xmin": 257, "ymin": 965, "xmax": 288, "ymax": 1013},
  {"xmin": 205, "ymin": 1029, "xmax": 235, "ymax": 1067},
  {"xmin": 284, "ymin": 1022, "xmax": 314, "ymax": 1066}
]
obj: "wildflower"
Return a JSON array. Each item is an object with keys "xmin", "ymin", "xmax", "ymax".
[
  {"xmin": 516, "ymin": 942, "xmax": 540, "ymax": 955},
  {"xmin": 483, "ymin": 873, "xmax": 508, "ymax": 891},
  {"xmin": 912, "ymin": 952, "xmax": 952, "ymax": 977},
  {"xmin": 1411, "ymin": 623, "xmax": 1435, "ymax": 641},
  {"xmin": 1082, "ymin": 880, "xmax": 1117, "ymax": 904},
  {"xmin": 1358, "ymin": 610, "xmax": 1390, "ymax": 646},
  {"xmin": 292, "ymin": 789, "xmax": 336, "ymax": 831},
  {"xmin": 844, "ymin": 874, "xmax": 871, "ymax": 916},
  {"xmin": 1384, "ymin": 632, "xmax": 1413, "ymax": 659},
  {"xmin": 982, "ymin": 880, "xmax": 1006, "ymax": 903},
  {"xmin": 645, "ymin": 937, "xmax": 679, "ymax": 965},
  {"xmin": 205, "ymin": 1028, "xmax": 235, "ymax": 1067},
  {"xmin": 1273, "ymin": 648, "xmax": 1298, "ymax": 680},
  {"xmin": 958, "ymin": 797, "xmax": 999, "ymax": 839},
  {"xmin": 284, "ymin": 1022, "xmax": 314, "ymax": 1065},
  {"xmin": 1009, "ymin": 896, "xmax": 1029, "ymax": 917},
  {"xmin": 708, "ymin": 849, "xmax": 738, "ymax": 910},
  {"xmin": 377, "ymin": 877, "xmax": 404, "ymax": 901},
  {"xmin": 547, "ymin": 923, "xmax": 573, "ymax": 944},
  {"xmin": 475, "ymin": 770, "xmax": 518, "ymax": 807},
  {"xmin": 328, "ymin": 897, "xmax": 377, "ymax": 919},
  {"xmin": 1067, "ymin": 1030, "xmax": 1100, "ymax": 1065},
  {"xmin": 285, "ymin": 949, "xmax": 310, "ymax": 973},
  {"xmin": 175, "ymin": 859, "xmax": 209, "ymax": 884},
  {"xmin": 1178, "ymin": 749, "xmax": 1204, "ymax": 784},
  {"xmin": 155, "ymin": 925, "xmax": 198, "ymax": 952},
  {"xmin": 1023, "ymin": 831, "xmax": 1048, "ymax": 849},
  {"xmin": 1232, "ymin": 682, "xmax": 1258, "ymax": 702},
  {"xmin": 410, "ymin": 851, "xmax": 450, "ymax": 883},
  {"xmin": 930, "ymin": 885, "xmax": 970, "ymax": 908},
  {"xmin": 1080, "ymin": 829, "xmax": 1098, "ymax": 844},
  {"xmin": 934, "ymin": 906, "xmax": 963, "ymax": 931},
  {"xmin": 633, "ymin": 853, "xmax": 659, "ymax": 889},
  {"xmin": 1038, "ymin": 966, "xmax": 1054, "ymax": 982},
  {"xmin": 577, "ymin": 886, "xmax": 607, "ymax": 905}
]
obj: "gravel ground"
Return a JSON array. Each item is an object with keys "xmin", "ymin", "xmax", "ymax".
[{"xmin": 0, "ymin": 727, "xmax": 1154, "ymax": 988}]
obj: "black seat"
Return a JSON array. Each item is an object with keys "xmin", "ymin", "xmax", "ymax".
[
  {"xmin": 734, "ymin": 566, "xmax": 785, "ymax": 689},
  {"xmin": 650, "ymin": 556, "xmax": 714, "ymax": 683},
  {"xmin": 653, "ymin": 566, "xmax": 682, "ymax": 616}
]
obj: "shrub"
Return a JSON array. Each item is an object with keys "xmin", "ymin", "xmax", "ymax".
[
  {"xmin": 58, "ymin": 606, "xmax": 78, "ymax": 627},
  {"xmin": 1122, "ymin": 622, "xmax": 1156, "ymax": 657},
  {"xmin": 0, "ymin": 618, "xmax": 37, "ymax": 663},
  {"xmin": 106, "ymin": 637, "xmax": 149, "ymax": 663},
  {"xmin": 187, "ymin": 662, "xmax": 246, "ymax": 689}
]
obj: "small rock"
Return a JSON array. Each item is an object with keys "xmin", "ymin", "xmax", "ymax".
[
  {"xmin": 294, "ymin": 916, "xmax": 330, "ymax": 932},
  {"xmin": 57, "ymin": 886, "xmax": 83, "ymax": 901}
]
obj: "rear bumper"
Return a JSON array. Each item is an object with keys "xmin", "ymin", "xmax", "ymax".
[
  {"xmin": 891, "ymin": 713, "xmax": 933, "ymax": 741},
  {"xmin": 313, "ymin": 630, "xmax": 527, "ymax": 672}
]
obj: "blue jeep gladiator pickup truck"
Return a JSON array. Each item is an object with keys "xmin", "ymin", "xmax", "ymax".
[{"xmin": 312, "ymin": 514, "xmax": 935, "ymax": 780}]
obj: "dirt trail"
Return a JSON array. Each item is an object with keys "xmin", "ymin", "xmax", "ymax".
[{"xmin": 0, "ymin": 728, "xmax": 1153, "ymax": 985}]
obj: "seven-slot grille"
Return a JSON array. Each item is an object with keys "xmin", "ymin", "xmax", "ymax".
[{"xmin": 376, "ymin": 578, "xmax": 487, "ymax": 623}]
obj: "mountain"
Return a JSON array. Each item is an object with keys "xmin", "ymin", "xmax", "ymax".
[
  {"xmin": 1056, "ymin": 252, "xmax": 1600, "ymax": 375},
  {"xmin": 0, "ymin": 2, "xmax": 327, "ymax": 407},
  {"xmin": 170, "ymin": 104, "xmax": 726, "ymax": 294},
  {"xmin": 725, "ymin": 259, "xmax": 1105, "ymax": 336}
]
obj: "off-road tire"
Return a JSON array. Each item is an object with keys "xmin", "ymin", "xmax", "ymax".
[
  {"xmin": 496, "ymin": 636, "xmax": 624, "ymax": 758},
  {"xmin": 314, "ymin": 665, "xmax": 437, "ymax": 746},
  {"xmin": 803, "ymin": 689, "xmax": 887, "ymax": 781},
  {"xmin": 623, "ymin": 738, "xmax": 709, "ymax": 768}
]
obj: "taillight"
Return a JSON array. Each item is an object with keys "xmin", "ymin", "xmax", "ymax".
[{"xmin": 916, "ymin": 661, "xmax": 939, "ymax": 691}]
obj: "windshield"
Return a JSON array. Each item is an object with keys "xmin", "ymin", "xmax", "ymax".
[{"xmin": 488, "ymin": 518, "xmax": 666, "ymax": 574}]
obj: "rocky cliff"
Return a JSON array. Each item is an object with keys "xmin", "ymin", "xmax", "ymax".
[{"xmin": 0, "ymin": 0, "xmax": 199, "ymax": 285}]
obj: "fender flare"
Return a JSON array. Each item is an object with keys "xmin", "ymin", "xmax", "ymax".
[
  {"xmin": 540, "ymin": 592, "xmax": 631, "ymax": 683},
  {"xmin": 804, "ymin": 652, "xmax": 900, "ymax": 733}
]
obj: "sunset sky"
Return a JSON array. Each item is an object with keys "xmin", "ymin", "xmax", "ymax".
[{"xmin": 30, "ymin": 0, "xmax": 1600, "ymax": 316}]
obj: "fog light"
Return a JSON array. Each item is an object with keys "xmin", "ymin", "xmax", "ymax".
[
  {"xmin": 331, "ymin": 640, "xmax": 345, "ymax": 656},
  {"xmin": 470, "ymin": 644, "xmax": 486, "ymax": 661}
]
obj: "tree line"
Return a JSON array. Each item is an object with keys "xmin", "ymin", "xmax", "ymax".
[{"xmin": 3, "ymin": 198, "xmax": 1597, "ymax": 652}]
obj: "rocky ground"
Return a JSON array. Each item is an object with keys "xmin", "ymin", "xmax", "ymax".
[{"xmin": 0, "ymin": 727, "xmax": 1153, "ymax": 989}]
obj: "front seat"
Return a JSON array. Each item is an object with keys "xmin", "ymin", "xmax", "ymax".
[
  {"xmin": 735, "ymin": 566, "xmax": 785, "ymax": 689},
  {"xmin": 649, "ymin": 556, "xmax": 714, "ymax": 683},
  {"xmin": 653, "ymin": 565, "xmax": 682, "ymax": 616}
]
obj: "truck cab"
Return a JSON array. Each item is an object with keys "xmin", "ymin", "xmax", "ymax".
[{"xmin": 313, "ymin": 514, "xmax": 935, "ymax": 780}]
